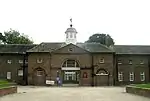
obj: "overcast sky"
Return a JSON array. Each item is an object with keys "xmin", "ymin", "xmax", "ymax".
[{"xmin": 0, "ymin": 0, "xmax": 150, "ymax": 45}]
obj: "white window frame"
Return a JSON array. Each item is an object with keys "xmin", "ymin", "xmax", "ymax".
[
  {"xmin": 18, "ymin": 70, "xmax": 23, "ymax": 76},
  {"xmin": 7, "ymin": 60, "xmax": 12, "ymax": 64},
  {"xmin": 37, "ymin": 71, "xmax": 43, "ymax": 76},
  {"xmin": 25, "ymin": 60, "xmax": 28, "ymax": 64},
  {"xmin": 140, "ymin": 72, "xmax": 145, "ymax": 81},
  {"xmin": 129, "ymin": 60, "xmax": 132, "ymax": 65},
  {"xmin": 99, "ymin": 58, "xmax": 104, "ymax": 63},
  {"xmin": 7, "ymin": 72, "xmax": 11, "ymax": 79},
  {"xmin": 37, "ymin": 58, "xmax": 42, "ymax": 63},
  {"xmin": 129, "ymin": 72, "xmax": 134, "ymax": 81},
  {"xmin": 118, "ymin": 60, "xmax": 122, "ymax": 64},
  {"xmin": 140, "ymin": 60, "xmax": 144, "ymax": 64},
  {"xmin": 19, "ymin": 60, "xmax": 23, "ymax": 64},
  {"xmin": 118, "ymin": 72, "xmax": 123, "ymax": 81}
]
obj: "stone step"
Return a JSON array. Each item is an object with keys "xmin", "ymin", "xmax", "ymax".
[{"xmin": 62, "ymin": 84, "xmax": 79, "ymax": 87}]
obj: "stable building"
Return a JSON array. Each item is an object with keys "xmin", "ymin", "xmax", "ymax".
[{"xmin": 0, "ymin": 20, "xmax": 150, "ymax": 86}]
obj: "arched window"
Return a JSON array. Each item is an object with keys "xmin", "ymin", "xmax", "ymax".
[
  {"xmin": 96, "ymin": 68, "xmax": 109, "ymax": 76},
  {"xmin": 62, "ymin": 59, "xmax": 79, "ymax": 67}
]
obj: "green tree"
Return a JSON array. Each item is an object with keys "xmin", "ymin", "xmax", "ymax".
[
  {"xmin": 85, "ymin": 33, "xmax": 115, "ymax": 46},
  {"xmin": 0, "ymin": 29, "xmax": 33, "ymax": 44}
]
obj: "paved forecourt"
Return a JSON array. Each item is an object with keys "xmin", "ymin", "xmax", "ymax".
[{"xmin": 0, "ymin": 86, "xmax": 149, "ymax": 101}]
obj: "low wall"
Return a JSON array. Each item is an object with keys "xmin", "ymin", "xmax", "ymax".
[
  {"xmin": 126, "ymin": 86, "xmax": 150, "ymax": 98},
  {"xmin": 0, "ymin": 86, "xmax": 17, "ymax": 97}
]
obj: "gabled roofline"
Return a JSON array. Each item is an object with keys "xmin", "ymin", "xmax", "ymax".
[{"xmin": 51, "ymin": 43, "xmax": 90, "ymax": 53}]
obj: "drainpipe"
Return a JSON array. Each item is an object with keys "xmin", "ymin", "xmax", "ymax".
[
  {"xmin": 49, "ymin": 52, "xmax": 51, "ymax": 80},
  {"xmin": 91, "ymin": 54, "xmax": 94, "ymax": 86}
]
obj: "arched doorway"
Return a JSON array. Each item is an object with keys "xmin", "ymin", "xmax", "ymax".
[
  {"xmin": 33, "ymin": 68, "xmax": 46, "ymax": 86},
  {"xmin": 61, "ymin": 59, "xmax": 80, "ymax": 84},
  {"xmin": 95, "ymin": 68, "xmax": 109, "ymax": 86}
]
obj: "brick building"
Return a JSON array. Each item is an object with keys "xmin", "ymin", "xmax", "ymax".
[{"xmin": 0, "ymin": 22, "xmax": 150, "ymax": 86}]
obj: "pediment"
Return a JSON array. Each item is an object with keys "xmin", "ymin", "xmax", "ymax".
[{"xmin": 52, "ymin": 43, "xmax": 89, "ymax": 54}]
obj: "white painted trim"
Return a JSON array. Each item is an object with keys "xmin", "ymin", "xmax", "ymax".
[
  {"xmin": 96, "ymin": 74, "xmax": 108, "ymax": 76},
  {"xmin": 62, "ymin": 67, "xmax": 80, "ymax": 70}
]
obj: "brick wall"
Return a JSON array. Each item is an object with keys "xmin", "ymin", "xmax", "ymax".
[{"xmin": 0, "ymin": 86, "xmax": 17, "ymax": 96}]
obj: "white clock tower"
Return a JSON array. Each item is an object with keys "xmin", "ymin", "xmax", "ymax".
[{"xmin": 65, "ymin": 18, "xmax": 77, "ymax": 44}]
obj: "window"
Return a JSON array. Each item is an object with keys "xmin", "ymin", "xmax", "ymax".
[
  {"xmin": 37, "ymin": 58, "xmax": 42, "ymax": 63},
  {"xmin": 140, "ymin": 72, "xmax": 145, "ymax": 81},
  {"xmin": 7, "ymin": 72, "xmax": 11, "ymax": 79},
  {"xmin": 118, "ymin": 60, "xmax": 122, "ymax": 64},
  {"xmin": 129, "ymin": 60, "xmax": 132, "ymax": 65},
  {"xmin": 99, "ymin": 58, "xmax": 104, "ymax": 63},
  {"xmin": 129, "ymin": 72, "xmax": 134, "ymax": 81},
  {"xmin": 68, "ymin": 48, "xmax": 73, "ymax": 52},
  {"xmin": 18, "ymin": 70, "xmax": 23, "ymax": 76},
  {"xmin": 62, "ymin": 60, "xmax": 79, "ymax": 67},
  {"xmin": 66, "ymin": 34, "xmax": 68, "ymax": 38},
  {"xmin": 74, "ymin": 34, "xmax": 76, "ymax": 38},
  {"xmin": 70, "ymin": 33, "xmax": 73, "ymax": 38},
  {"xmin": 7, "ymin": 60, "xmax": 12, "ymax": 64},
  {"xmin": 19, "ymin": 60, "xmax": 23, "ymax": 64},
  {"xmin": 37, "ymin": 70, "xmax": 43, "ymax": 76},
  {"xmin": 140, "ymin": 60, "xmax": 144, "ymax": 64},
  {"xmin": 83, "ymin": 72, "xmax": 88, "ymax": 78},
  {"xmin": 118, "ymin": 72, "xmax": 123, "ymax": 81},
  {"xmin": 25, "ymin": 60, "xmax": 28, "ymax": 64}
]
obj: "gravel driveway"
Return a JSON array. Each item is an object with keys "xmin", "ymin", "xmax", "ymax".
[{"xmin": 0, "ymin": 86, "xmax": 149, "ymax": 101}]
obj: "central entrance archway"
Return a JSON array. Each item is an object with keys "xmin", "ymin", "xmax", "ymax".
[{"xmin": 61, "ymin": 59, "xmax": 80, "ymax": 84}]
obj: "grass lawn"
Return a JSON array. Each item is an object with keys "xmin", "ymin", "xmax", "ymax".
[
  {"xmin": 0, "ymin": 80, "xmax": 15, "ymax": 88},
  {"xmin": 135, "ymin": 83, "xmax": 150, "ymax": 89}
]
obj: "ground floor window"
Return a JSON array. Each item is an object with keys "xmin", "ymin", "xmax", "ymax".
[
  {"xmin": 37, "ymin": 70, "xmax": 44, "ymax": 76},
  {"xmin": 140, "ymin": 72, "xmax": 145, "ymax": 81},
  {"xmin": 129, "ymin": 72, "xmax": 134, "ymax": 81},
  {"xmin": 7, "ymin": 72, "xmax": 11, "ymax": 79},
  {"xmin": 118, "ymin": 72, "xmax": 123, "ymax": 81}
]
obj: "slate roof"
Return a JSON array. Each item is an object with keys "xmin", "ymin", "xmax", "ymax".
[
  {"xmin": 114, "ymin": 45, "xmax": 150, "ymax": 54},
  {"xmin": 0, "ymin": 44, "xmax": 36, "ymax": 54},
  {"xmin": 27, "ymin": 42, "xmax": 114, "ymax": 53}
]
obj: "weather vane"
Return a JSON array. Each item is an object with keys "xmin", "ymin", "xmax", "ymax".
[{"xmin": 70, "ymin": 18, "xmax": 73, "ymax": 27}]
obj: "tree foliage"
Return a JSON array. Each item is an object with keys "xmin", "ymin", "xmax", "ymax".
[
  {"xmin": 0, "ymin": 29, "xmax": 33, "ymax": 44},
  {"xmin": 85, "ymin": 33, "xmax": 115, "ymax": 46}
]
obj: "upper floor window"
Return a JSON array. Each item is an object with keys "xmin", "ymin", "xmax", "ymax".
[
  {"xmin": 129, "ymin": 60, "xmax": 132, "ymax": 65},
  {"xmin": 25, "ymin": 60, "xmax": 28, "ymax": 64},
  {"xmin": 19, "ymin": 60, "xmax": 23, "ymax": 64},
  {"xmin": 37, "ymin": 58, "xmax": 43, "ymax": 63},
  {"xmin": 118, "ymin": 72, "xmax": 123, "ymax": 81},
  {"xmin": 62, "ymin": 60, "xmax": 79, "ymax": 67},
  {"xmin": 140, "ymin": 72, "xmax": 145, "ymax": 81},
  {"xmin": 18, "ymin": 70, "xmax": 23, "ymax": 76},
  {"xmin": 129, "ymin": 72, "xmax": 134, "ymax": 81},
  {"xmin": 118, "ymin": 60, "xmax": 122, "ymax": 64},
  {"xmin": 140, "ymin": 60, "xmax": 144, "ymax": 64},
  {"xmin": 7, "ymin": 60, "xmax": 12, "ymax": 64},
  {"xmin": 99, "ymin": 58, "xmax": 104, "ymax": 63}
]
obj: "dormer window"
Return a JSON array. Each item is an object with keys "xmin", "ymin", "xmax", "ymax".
[
  {"xmin": 99, "ymin": 58, "xmax": 104, "ymax": 63},
  {"xmin": 118, "ymin": 60, "xmax": 122, "ymax": 64},
  {"xmin": 140, "ymin": 60, "xmax": 144, "ymax": 64},
  {"xmin": 129, "ymin": 60, "xmax": 132, "ymax": 65},
  {"xmin": 37, "ymin": 58, "xmax": 43, "ymax": 63}
]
